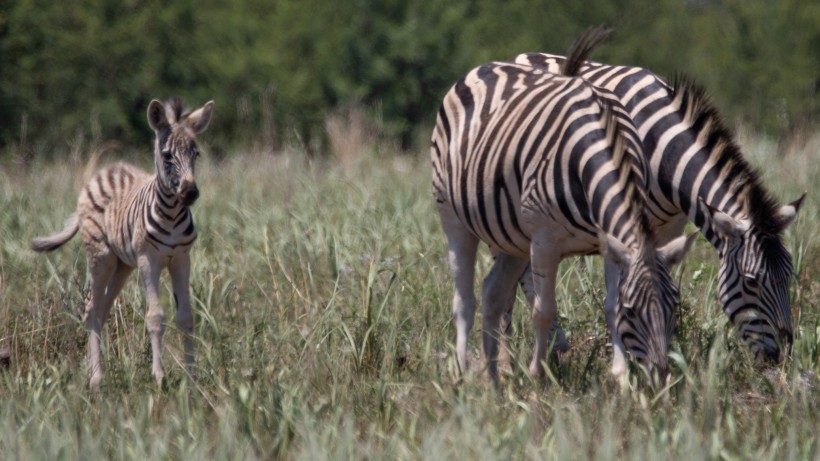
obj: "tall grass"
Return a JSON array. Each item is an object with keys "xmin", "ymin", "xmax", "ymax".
[{"xmin": 0, "ymin": 131, "xmax": 817, "ymax": 459}]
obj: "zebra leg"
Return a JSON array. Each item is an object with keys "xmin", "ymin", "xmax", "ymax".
[
  {"xmin": 84, "ymin": 248, "xmax": 118, "ymax": 390},
  {"xmin": 439, "ymin": 206, "xmax": 479, "ymax": 375},
  {"xmin": 169, "ymin": 253, "xmax": 195, "ymax": 377},
  {"xmin": 138, "ymin": 255, "xmax": 166, "ymax": 382},
  {"xmin": 603, "ymin": 259, "xmax": 629, "ymax": 382},
  {"xmin": 528, "ymin": 233, "xmax": 560, "ymax": 378},
  {"xmin": 100, "ymin": 263, "xmax": 134, "ymax": 325},
  {"xmin": 481, "ymin": 253, "xmax": 530, "ymax": 380},
  {"xmin": 515, "ymin": 264, "xmax": 569, "ymax": 353}
]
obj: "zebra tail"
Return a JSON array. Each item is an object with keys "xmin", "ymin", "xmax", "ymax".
[
  {"xmin": 31, "ymin": 213, "xmax": 80, "ymax": 252},
  {"xmin": 560, "ymin": 25, "xmax": 613, "ymax": 77}
]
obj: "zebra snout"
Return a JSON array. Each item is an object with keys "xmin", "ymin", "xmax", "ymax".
[{"xmin": 179, "ymin": 182, "xmax": 199, "ymax": 205}]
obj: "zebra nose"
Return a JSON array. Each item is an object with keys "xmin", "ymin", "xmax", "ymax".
[{"xmin": 179, "ymin": 182, "xmax": 199, "ymax": 205}]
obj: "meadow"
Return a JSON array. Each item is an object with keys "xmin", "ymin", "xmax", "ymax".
[{"xmin": 0, "ymin": 127, "xmax": 817, "ymax": 459}]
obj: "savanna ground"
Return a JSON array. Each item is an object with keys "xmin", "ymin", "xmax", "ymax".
[{"xmin": 0, "ymin": 124, "xmax": 818, "ymax": 459}]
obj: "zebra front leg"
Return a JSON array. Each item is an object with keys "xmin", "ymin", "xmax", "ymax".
[
  {"xmin": 603, "ymin": 259, "xmax": 628, "ymax": 385},
  {"xmin": 516, "ymin": 263, "xmax": 569, "ymax": 353},
  {"xmin": 481, "ymin": 252, "xmax": 529, "ymax": 380},
  {"xmin": 169, "ymin": 253, "xmax": 195, "ymax": 377},
  {"xmin": 139, "ymin": 255, "xmax": 166, "ymax": 383},
  {"xmin": 528, "ymin": 234, "xmax": 560, "ymax": 378}
]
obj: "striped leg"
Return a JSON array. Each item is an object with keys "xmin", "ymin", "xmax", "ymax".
[
  {"xmin": 169, "ymin": 253, "xmax": 194, "ymax": 376},
  {"xmin": 528, "ymin": 233, "xmax": 560, "ymax": 378},
  {"xmin": 139, "ymin": 255, "xmax": 166, "ymax": 382},
  {"xmin": 481, "ymin": 253, "xmax": 530, "ymax": 380}
]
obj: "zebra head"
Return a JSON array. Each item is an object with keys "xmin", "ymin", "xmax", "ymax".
[
  {"xmin": 605, "ymin": 233, "xmax": 696, "ymax": 381},
  {"xmin": 147, "ymin": 98, "xmax": 215, "ymax": 207},
  {"xmin": 700, "ymin": 195, "xmax": 805, "ymax": 364}
]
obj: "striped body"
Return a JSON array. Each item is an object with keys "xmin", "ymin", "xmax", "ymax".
[
  {"xmin": 432, "ymin": 60, "xmax": 690, "ymax": 380},
  {"xmin": 512, "ymin": 51, "xmax": 804, "ymax": 362},
  {"xmin": 33, "ymin": 97, "xmax": 214, "ymax": 389},
  {"xmin": 432, "ymin": 63, "xmax": 645, "ymax": 257},
  {"xmin": 78, "ymin": 162, "xmax": 197, "ymax": 268}
]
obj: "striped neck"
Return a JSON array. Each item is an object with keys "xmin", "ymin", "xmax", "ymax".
[
  {"xmin": 667, "ymin": 77, "xmax": 781, "ymax": 248},
  {"xmin": 151, "ymin": 177, "xmax": 186, "ymax": 221}
]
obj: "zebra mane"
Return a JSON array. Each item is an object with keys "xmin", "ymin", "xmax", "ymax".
[
  {"xmin": 600, "ymin": 101, "xmax": 657, "ymax": 254},
  {"xmin": 164, "ymin": 96, "xmax": 190, "ymax": 125},
  {"xmin": 561, "ymin": 25, "xmax": 613, "ymax": 77},
  {"xmin": 671, "ymin": 75, "xmax": 782, "ymax": 235}
]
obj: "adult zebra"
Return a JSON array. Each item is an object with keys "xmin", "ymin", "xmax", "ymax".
[
  {"xmin": 32, "ymin": 97, "xmax": 214, "ymax": 390},
  {"xmin": 503, "ymin": 29, "xmax": 805, "ymax": 365},
  {"xmin": 431, "ymin": 49, "xmax": 693, "ymax": 381}
]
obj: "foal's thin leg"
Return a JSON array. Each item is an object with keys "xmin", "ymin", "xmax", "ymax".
[
  {"xmin": 85, "ymin": 252, "xmax": 117, "ymax": 390},
  {"xmin": 139, "ymin": 255, "xmax": 166, "ymax": 382},
  {"xmin": 169, "ymin": 253, "xmax": 194, "ymax": 376}
]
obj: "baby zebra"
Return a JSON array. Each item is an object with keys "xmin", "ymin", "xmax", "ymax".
[{"xmin": 32, "ymin": 97, "xmax": 214, "ymax": 390}]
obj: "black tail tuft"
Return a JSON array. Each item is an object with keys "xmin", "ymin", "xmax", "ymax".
[{"xmin": 561, "ymin": 25, "xmax": 614, "ymax": 77}]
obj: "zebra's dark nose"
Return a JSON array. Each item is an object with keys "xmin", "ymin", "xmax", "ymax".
[{"xmin": 179, "ymin": 182, "xmax": 199, "ymax": 205}]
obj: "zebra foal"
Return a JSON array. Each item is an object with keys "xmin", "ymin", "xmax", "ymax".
[
  {"xmin": 32, "ymin": 97, "xmax": 214, "ymax": 390},
  {"xmin": 431, "ymin": 57, "xmax": 692, "ymax": 382}
]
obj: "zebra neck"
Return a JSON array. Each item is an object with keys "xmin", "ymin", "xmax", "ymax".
[{"xmin": 150, "ymin": 178, "xmax": 187, "ymax": 224}]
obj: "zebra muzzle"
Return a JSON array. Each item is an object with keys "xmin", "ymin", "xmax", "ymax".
[{"xmin": 179, "ymin": 182, "xmax": 199, "ymax": 206}]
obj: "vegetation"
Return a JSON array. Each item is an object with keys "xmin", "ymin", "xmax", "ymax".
[
  {"xmin": 0, "ymin": 126, "xmax": 817, "ymax": 458},
  {"xmin": 2, "ymin": 0, "xmax": 818, "ymax": 153}
]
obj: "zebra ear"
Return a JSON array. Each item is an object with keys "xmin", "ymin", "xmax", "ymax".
[
  {"xmin": 658, "ymin": 232, "xmax": 697, "ymax": 267},
  {"xmin": 772, "ymin": 193, "xmax": 806, "ymax": 232},
  {"xmin": 698, "ymin": 198, "xmax": 748, "ymax": 240},
  {"xmin": 186, "ymin": 100, "xmax": 215, "ymax": 134},
  {"xmin": 602, "ymin": 234, "xmax": 634, "ymax": 268},
  {"xmin": 147, "ymin": 99, "xmax": 170, "ymax": 132}
]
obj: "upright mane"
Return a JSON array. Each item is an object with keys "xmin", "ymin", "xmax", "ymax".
[
  {"xmin": 601, "ymin": 101, "xmax": 657, "ymax": 255},
  {"xmin": 671, "ymin": 75, "xmax": 782, "ymax": 235},
  {"xmin": 165, "ymin": 96, "xmax": 189, "ymax": 125}
]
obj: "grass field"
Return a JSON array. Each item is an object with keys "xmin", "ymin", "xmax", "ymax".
[{"xmin": 0, "ymin": 131, "xmax": 818, "ymax": 459}]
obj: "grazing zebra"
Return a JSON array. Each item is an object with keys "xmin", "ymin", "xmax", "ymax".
[
  {"xmin": 431, "ymin": 51, "xmax": 693, "ymax": 381},
  {"xmin": 504, "ymin": 29, "xmax": 805, "ymax": 364},
  {"xmin": 32, "ymin": 97, "xmax": 214, "ymax": 390}
]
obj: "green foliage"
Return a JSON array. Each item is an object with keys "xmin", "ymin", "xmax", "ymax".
[{"xmin": 0, "ymin": 0, "xmax": 818, "ymax": 154}]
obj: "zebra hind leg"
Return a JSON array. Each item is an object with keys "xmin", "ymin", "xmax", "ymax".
[
  {"xmin": 439, "ymin": 206, "xmax": 479, "ymax": 376},
  {"xmin": 83, "ymin": 247, "xmax": 118, "ymax": 391}
]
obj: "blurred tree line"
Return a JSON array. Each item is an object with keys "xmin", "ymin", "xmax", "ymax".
[{"xmin": 1, "ymin": 0, "xmax": 817, "ymax": 156}]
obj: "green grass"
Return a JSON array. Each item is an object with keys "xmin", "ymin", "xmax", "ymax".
[{"xmin": 0, "ymin": 133, "xmax": 818, "ymax": 460}]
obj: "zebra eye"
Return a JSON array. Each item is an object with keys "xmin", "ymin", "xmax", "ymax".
[
  {"xmin": 162, "ymin": 151, "xmax": 173, "ymax": 162},
  {"xmin": 744, "ymin": 274, "xmax": 759, "ymax": 288}
]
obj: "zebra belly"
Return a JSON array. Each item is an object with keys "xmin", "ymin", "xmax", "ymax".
[{"xmin": 519, "ymin": 198, "xmax": 601, "ymax": 259}]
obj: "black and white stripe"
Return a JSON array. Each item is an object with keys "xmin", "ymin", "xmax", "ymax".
[
  {"xmin": 512, "ymin": 34, "xmax": 804, "ymax": 363},
  {"xmin": 431, "ymin": 42, "xmax": 691, "ymax": 381}
]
